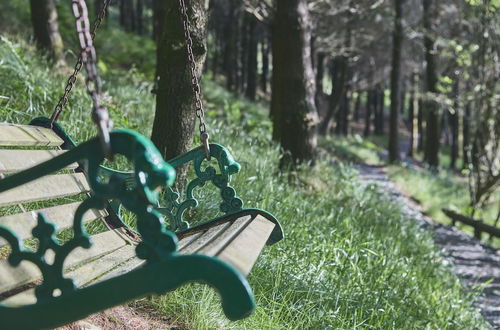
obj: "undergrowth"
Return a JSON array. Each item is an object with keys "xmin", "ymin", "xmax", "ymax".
[{"xmin": 0, "ymin": 34, "xmax": 489, "ymax": 329}]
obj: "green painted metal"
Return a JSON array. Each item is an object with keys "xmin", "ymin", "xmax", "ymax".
[
  {"xmin": 0, "ymin": 128, "xmax": 255, "ymax": 327},
  {"xmin": 157, "ymin": 143, "xmax": 244, "ymax": 231}
]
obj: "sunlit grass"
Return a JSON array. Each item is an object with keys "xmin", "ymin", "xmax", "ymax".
[{"xmin": 0, "ymin": 35, "xmax": 489, "ymax": 328}]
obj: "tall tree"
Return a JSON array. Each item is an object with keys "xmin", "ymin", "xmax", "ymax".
[
  {"xmin": 422, "ymin": 0, "xmax": 440, "ymax": 167},
  {"xmin": 29, "ymin": 0, "xmax": 63, "ymax": 62},
  {"xmin": 151, "ymin": 0, "xmax": 209, "ymax": 183},
  {"xmin": 388, "ymin": 0, "xmax": 405, "ymax": 163},
  {"xmin": 271, "ymin": 0, "xmax": 318, "ymax": 164},
  {"xmin": 245, "ymin": 13, "xmax": 258, "ymax": 100}
]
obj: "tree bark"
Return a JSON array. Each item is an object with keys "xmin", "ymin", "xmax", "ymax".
[
  {"xmin": 407, "ymin": 73, "xmax": 418, "ymax": 157},
  {"xmin": 29, "ymin": 0, "xmax": 64, "ymax": 62},
  {"xmin": 417, "ymin": 98, "xmax": 424, "ymax": 152},
  {"xmin": 462, "ymin": 102, "xmax": 471, "ymax": 168},
  {"xmin": 120, "ymin": 0, "xmax": 136, "ymax": 32},
  {"xmin": 245, "ymin": 13, "xmax": 258, "ymax": 100},
  {"xmin": 423, "ymin": 0, "xmax": 440, "ymax": 167},
  {"xmin": 374, "ymin": 86, "xmax": 385, "ymax": 135},
  {"xmin": 136, "ymin": 0, "xmax": 144, "ymax": 35},
  {"xmin": 151, "ymin": 0, "xmax": 208, "ymax": 184},
  {"xmin": 353, "ymin": 91, "xmax": 362, "ymax": 122},
  {"xmin": 389, "ymin": 0, "xmax": 404, "ymax": 163},
  {"xmin": 364, "ymin": 90, "xmax": 374, "ymax": 137},
  {"xmin": 271, "ymin": 0, "xmax": 318, "ymax": 164}
]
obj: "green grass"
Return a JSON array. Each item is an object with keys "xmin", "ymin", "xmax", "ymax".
[{"xmin": 0, "ymin": 33, "xmax": 489, "ymax": 329}]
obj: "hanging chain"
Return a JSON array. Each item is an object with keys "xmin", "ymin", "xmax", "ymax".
[
  {"xmin": 71, "ymin": 0, "xmax": 113, "ymax": 159},
  {"xmin": 178, "ymin": 0, "xmax": 210, "ymax": 159},
  {"xmin": 50, "ymin": 0, "xmax": 111, "ymax": 125}
]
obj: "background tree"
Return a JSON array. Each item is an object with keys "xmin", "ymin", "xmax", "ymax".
[
  {"xmin": 271, "ymin": 0, "xmax": 318, "ymax": 165},
  {"xmin": 388, "ymin": 0, "xmax": 405, "ymax": 163},
  {"xmin": 29, "ymin": 0, "xmax": 64, "ymax": 62},
  {"xmin": 151, "ymin": 0, "xmax": 209, "ymax": 184}
]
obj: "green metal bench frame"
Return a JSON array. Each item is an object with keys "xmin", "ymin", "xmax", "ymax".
[{"xmin": 0, "ymin": 118, "xmax": 283, "ymax": 329}]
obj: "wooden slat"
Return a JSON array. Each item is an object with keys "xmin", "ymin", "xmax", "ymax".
[
  {"xmin": 180, "ymin": 222, "xmax": 232, "ymax": 255},
  {"xmin": 0, "ymin": 123, "xmax": 63, "ymax": 147},
  {"xmin": 0, "ymin": 229, "xmax": 127, "ymax": 294},
  {"xmin": 177, "ymin": 231, "xmax": 204, "ymax": 250},
  {"xmin": 0, "ymin": 173, "xmax": 90, "ymax": 207},
  {"xmin": 217, "ymin": 215, "xmax": 275, "ymax": 276},
  {"xmin": 0, "ymin": 202, "xmax": 108, "ymax": 248},
  {"xmin": 198, "ymin": 216, "xmax": 252, "ymax": 257},
  {"xmin": 0, "ymin": 149, "xmax": 78, "ymax": 174},
  {"xmin": 67, "ymin": 245, "xmax": 137, "ymax": 287},
  {"xmin": 3, "ymin": 245, "xmax": 138, "ymax": 306},
  {"xmin": 90, "ymin": 256, "xmax": 145, "ymax": 285}
]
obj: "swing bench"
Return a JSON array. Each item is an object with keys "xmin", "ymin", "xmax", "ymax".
[{"xmin": 0, "ymin": 0, "xmax": 283, "ymax": 328}]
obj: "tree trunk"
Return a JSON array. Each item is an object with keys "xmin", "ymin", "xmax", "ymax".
[
  {"xmin": 353, "ymin": 91, "xmax": 362, "ymax": 122},
  {"xmin": 388, "ymin": 0, "xmax": 404, "ymax": 163},
  {"xmin": 423, "ymin": 0, "xmax": 440, "ymax": 167},
  {"xmin": 417, "ymin": 98, "xmax": 424, "ymax": 152},
  {"xmin": 239, "ymin": 13, "xmax": 249, "ymax": 93},
  {"xmin": 450, "ymin": 79, "xmax": 459, "ymax": 169},
  {"xmin": 260, "ymin": 27, "xmax": 270, "ymax": 94},
  {"xmin": 315, "ymin": 52, "xmax": 326, "ymax": 109},
  {"xmin": 136, "ymin": 0, "xmax": 144, "ymax": 35},
  {"xmin": 120, "ymin": 0, "xmax": 136, "ymax": 32},
  {"xmin": 407, "ymin": 73, "xmax": 418, "ymax": 157},
  {"xmin": 374, "ymin": 86, "xmax": 385, "ymax": 135},
  {"xmin": 153, "ymin": 0, "xmax": 167, "ymax": 42},
  {"xmin": 271, "ymin": 0, "xmax": 318, "ymax": 164},
  {"xmin": 320, "ymin": 56, "xmax": 348, "ymax": 135},
  {"xmin": 224, "ymin": 3, "xmax": 239, "ymax": 91},
  {"xmin": 245, "ymin": 13, "xmax": 258, "ymax": 100},
  {"xmin": 364, "ymin": 90, "xmax": 374, "ymax": 137},
  {"xmin": 29, "ymin": 0, "xmax": 64, "ymax": 62},
  {"xmin": 462, "ymin": 102, "xmax": 471, "ymax": 168},
  {"xmin": 151, "ymin": 0, "xmax": 208, "ymax": 185}
]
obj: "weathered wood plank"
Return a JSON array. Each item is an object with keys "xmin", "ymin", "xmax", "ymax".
[
  {"xmin": 0, "ymin": 202, "xmax": 108, "ymax": 247},
  {"xmin": 217, "ymin": 215, "xmax": 275, "ymax": 276},
  {"xmin": 180, "ymin": 221, "xmax": 232, "ymax": 255},
  {"xmin": 0, "ymin": 229, "xmax": 127, "ymax": 294},
  {"xmin": 67, "ymin": 245, "xmax": 137, "ymax": 287},
  {"xmin": 0, "ymin": 123, "xmax": 63, "ymax": 147},
  {"xmin": 177, "ymin": 231, "xmax": 204, "ymax": 250},
  {"xmin": 0, "ymin": 149, "xmax": 78, "ymax": 173},
  {"xmin": 89, "ymin": 256, "xmax": 145, "ymax": 285},
  {"xmin": 198, "ymin": 215, "xmax": 252, "ymax": 257},
  {"xmin": 0, "ymin": 173, "xmax": 90, "ymax": 207}
]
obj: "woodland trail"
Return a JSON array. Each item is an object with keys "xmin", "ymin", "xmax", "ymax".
[{"xmin": 357, "ymin": 164, "xmax": 500, "ymax": 328}]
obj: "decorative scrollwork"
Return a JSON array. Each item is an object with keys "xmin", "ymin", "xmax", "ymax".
[{"xmin": 157, "ymin": 144, "xmax": 244, "ymax": 232}]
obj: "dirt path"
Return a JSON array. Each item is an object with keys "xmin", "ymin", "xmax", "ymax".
[{"xmin": 357, "ymin": 164, "xmax": 500, "ymax": 328}]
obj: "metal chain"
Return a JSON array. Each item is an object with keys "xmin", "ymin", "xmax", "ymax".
[
  {"xmin": 71, "ymin": 0, "xmax": 113, "ymax": 159},
  {"xmin": 50, "ymin": 0, "xmax": 111, "ymax": 125},
  {"xmin": 178, "ymin": 0, "xmax": 210, "ymax": 159}
]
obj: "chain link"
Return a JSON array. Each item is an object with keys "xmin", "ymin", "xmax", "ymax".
[
  {"xmin": 50, "ymin": 0, "xmax": 111, "ymax": 125},
  {"xmin": 178, "ymin": 0, "xmax": 210, "ymax": 159},
  {"xmin": 71, "ymin": 0, "xmax": 113, "ymax": 159}
]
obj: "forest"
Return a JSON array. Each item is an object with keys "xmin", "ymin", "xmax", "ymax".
[{"xmin": 0, "ymin": 0, "xmax": 498, "ymax": 328}]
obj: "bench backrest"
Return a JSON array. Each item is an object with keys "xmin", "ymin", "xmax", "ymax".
[{"xmin": 0, "ymin": 122, "xmax": 133, "ymax": 303}]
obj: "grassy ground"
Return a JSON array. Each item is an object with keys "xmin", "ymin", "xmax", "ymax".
[{"xmin": 0, "ymin": 29, "xmax": 490, "ymax": 330}]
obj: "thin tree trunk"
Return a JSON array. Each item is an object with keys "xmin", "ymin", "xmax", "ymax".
[
  {"xmin": 239, "ymin": 13, "xmax": 249, "ymax": 93},
  {"xmin": 450, "ymin": 79, "xmax": 459, "ymax": 169},
  {"xmin": 271, "ymin": 0, "xmax": 318, "ymax": 164},
  {"xmin": 389, "ymin": 0, "xmax": 404, "ymax": 163},
  {"xmin": 423, "ymin": 0, "xmax": 440, "ymax": 167},
  {"xmin": 315, "ymin": 52, "xmax": 326, "ymax": 109},
  {"xmin": 407, "ymin": 73, "xmax": 417, "ymax": 157},
  {"xmin": 260, "ymin": 27, "xmax": 270, "ymax": 94},
  {"xmin": 320, "ymin": 56, "xmax": 348, "ymax": 134},
  {"xmin": 417, "ymin": 98, "xmax": 424, "ymax": 152},
  {"xmin": 152, "ymin": 0, "xmax": 208, "ymax": 185},
  {"xmin": 136, "ymin": 0, "xmax": 144, "ymax": 35},
  {"xmin": 462, "ymin": 102, "xmax": 471, "ymax": 168},
  {"xmin": 353, "ymin": 91, "xmax": 361, "ymax": 122},
  {"xmin": 29, "ymin": 0, "xmax": 64, "ymax": 62},
  {"xmin": 153, "ymin": 0, "xmax": 167, "ymax": 41},
  {"xmin": 245, "ymin": 13, "xmax": 258, "ymax": 100},
  {"xmin": 364, "ymin": 90, "xmax": 374, "ymax": 137}
]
